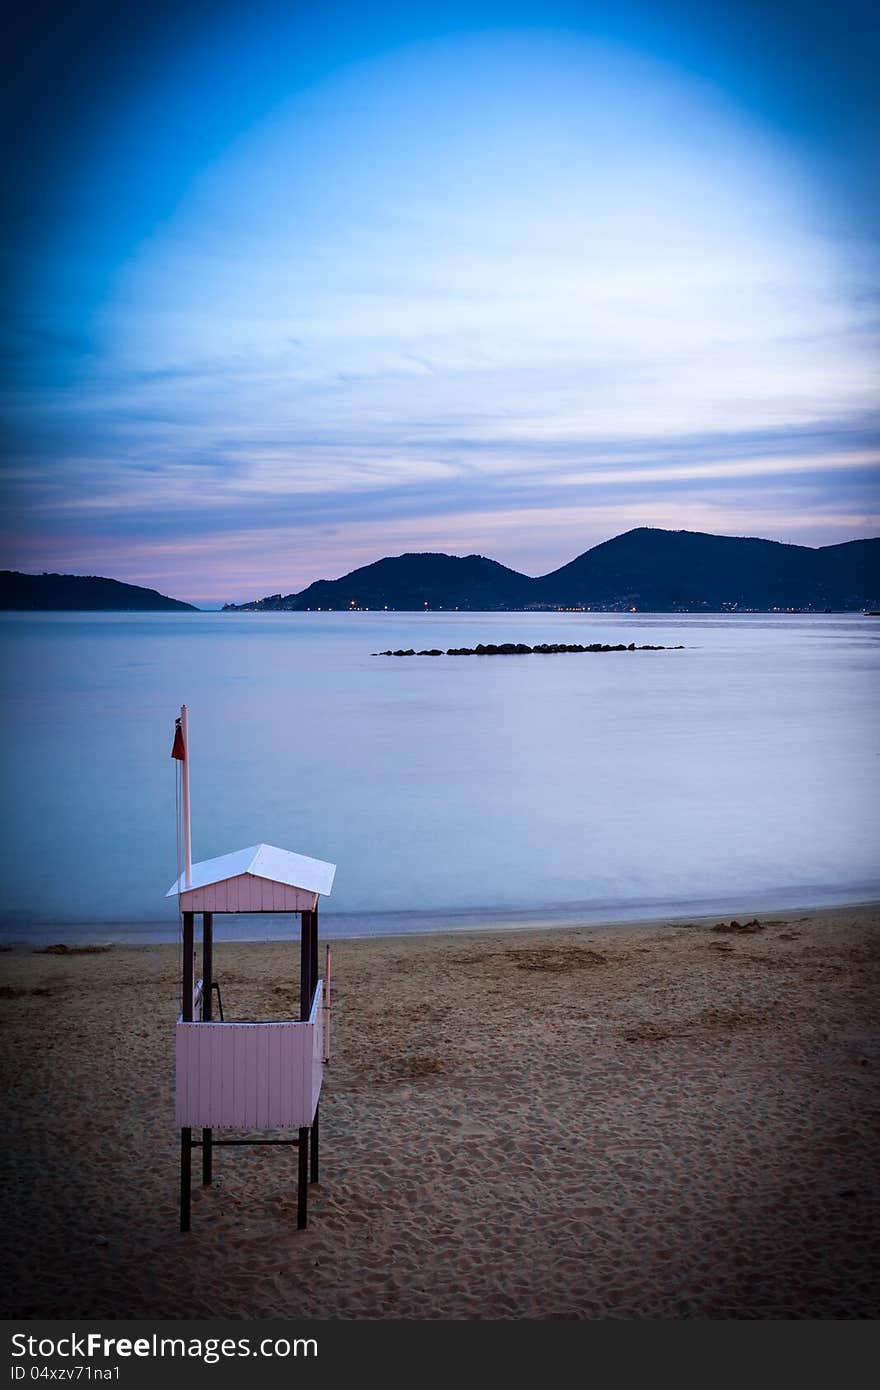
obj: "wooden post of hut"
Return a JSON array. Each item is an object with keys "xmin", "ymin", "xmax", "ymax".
[{"xmin": 169, "ymin": 706, "xmax": 336, "ymax": 1233}]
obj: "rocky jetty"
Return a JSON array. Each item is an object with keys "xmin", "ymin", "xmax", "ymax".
[{"xmin": 374, "ymin": 642, "xmax": 684, "ymax": 656}]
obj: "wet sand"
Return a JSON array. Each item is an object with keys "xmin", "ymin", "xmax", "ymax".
[{"xmin": 1, "ymin": 904, "xmax": 878, "ymax": 1319}]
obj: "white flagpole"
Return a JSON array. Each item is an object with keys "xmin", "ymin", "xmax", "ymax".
[{"xmin": 181, "ymin": 703, "xmax": 192, "ymax": 889}]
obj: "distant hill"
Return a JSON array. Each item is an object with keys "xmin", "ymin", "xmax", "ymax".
[
  {"xmin": 533, "ymin": 529, "xmax": 880, "ymax": 611},
  {"xmin": 0, "ymin": 571, "xmax": 198, "ymax": 612},
  {"xmin": 224, "ymin": 529, "xmax": 880, "ymax": 613},
  {"xmin": 225, "ymin": 552, "xmax": 536, "ymax": 612}
]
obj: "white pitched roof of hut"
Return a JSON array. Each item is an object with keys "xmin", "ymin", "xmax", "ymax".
[{"xmin": 167, "ymin": 843, "xmax": 336, "ymax": 898}]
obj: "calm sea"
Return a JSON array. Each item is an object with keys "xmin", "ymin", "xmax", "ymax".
[{"xmin": 1, "ymin": 611, "xmax": 877, "ymax": 943}]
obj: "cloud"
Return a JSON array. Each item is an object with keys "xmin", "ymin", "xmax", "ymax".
[{"xmin": 2, "ymin": 27, "xmax": 878, "ymax": 601}]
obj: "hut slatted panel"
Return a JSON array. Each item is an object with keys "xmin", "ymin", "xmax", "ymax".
[
  {"xmin": 176, "ymin": 985, "xmax": 323, "ymax": 1130},
  {"xmin": 311, "ymin": 993, "xmax": 323, "ymax": 1115},
  {"xmin": 177, "ymin": 874, "xmax": 318, "ymax": 914}
]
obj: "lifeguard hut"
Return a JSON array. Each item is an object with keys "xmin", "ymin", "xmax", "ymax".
[{"xmin": 168, "ymin": 705, "xmax": 335, "ymax": 1233}]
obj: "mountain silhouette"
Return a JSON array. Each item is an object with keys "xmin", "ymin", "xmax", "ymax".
[
  {"xmin": 0, "ymin": 571, "xmax": 198, "ymax": 611},
  {"xmin": 226, "ymin": 552, "xmax": 535, "ymax": 612},
  {"xmin": 224, "ymin": 529, "xmax": 880, "ymax": 612},
  {"xmin": 533, "ymin": 528, "xmax": 880, "ymax": 610}
]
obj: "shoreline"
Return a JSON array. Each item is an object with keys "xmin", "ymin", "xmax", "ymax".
[
  {"xmin": 2, "ymin": 901, "xmax": 878, "ymax": 1318},
  {"xmin": 4, "ymin": 888, "xmax": 880, "ymax": 948}
]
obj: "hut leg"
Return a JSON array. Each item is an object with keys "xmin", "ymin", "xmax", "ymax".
[
  {"xmin": 310, "ymin": 905, "xmax": 320, "ymax": 1185},
  {"xmin": 180, "ymin": 911, "xmax": 195, "ymax": 1231},
  {"xmin": 310, "ymin": 907, "xmax": 319, "ymax": 996},
  {"xmin": 182, "ymin": 912, "xmax": 195, "ymax": 1018},
  {"xmin": 300, "ymin": 911, "xmax": 313, "ymax": 1020},
  {"xmin": 310, "ymin": 1104, "xmax": 319, "ymax": 1183},
  {"xmin": 201, "ymin": 912, "xmax": 213, "ymax": 1021},
  {"xmin": 201, "ymin": 912, "xmax": 213, "ymax": 1185},
  {"xmin": 297, "ymin": 1127, "xmax": 309, "ymax": 1229},
  {"xmin": 180, "ymin": 1128, "xmax": 192, "ymax": 1232}
]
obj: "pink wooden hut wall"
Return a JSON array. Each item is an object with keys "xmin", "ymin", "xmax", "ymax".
[
  {"xmin": 176, "ymin": 985, "xmax": 324, "ymax": 1131},
  {"xmin": 177, "ymin": 874, "xmax": 318, "ymax": 914}
]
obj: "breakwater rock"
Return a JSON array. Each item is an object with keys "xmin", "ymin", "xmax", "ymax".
[{"xmin": 374, "ymin": 642, "xmax": 684, "ymax": 656}]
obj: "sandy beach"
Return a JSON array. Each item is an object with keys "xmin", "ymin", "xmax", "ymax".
[{"xmin": 1, "ymin": 904, "xmax": 878, "ymax": 1319}]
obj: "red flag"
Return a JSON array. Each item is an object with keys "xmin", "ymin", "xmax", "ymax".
[{"xmin": 171, "ymin": 720, "xmax": 186, "ymax": 760}]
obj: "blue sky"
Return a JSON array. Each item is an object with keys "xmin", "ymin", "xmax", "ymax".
[{"xmin": 2, "ymin": 1, "xmax": 878, "ymax": 603}]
